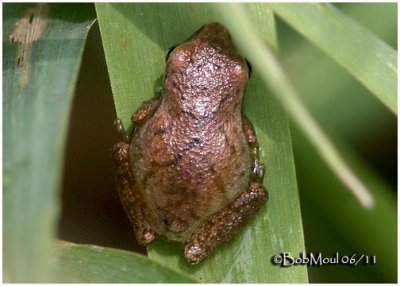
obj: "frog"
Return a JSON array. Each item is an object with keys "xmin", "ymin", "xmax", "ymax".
[{"xmin": 112, "ymin": 22, "xmax": 268, "ymax": 264}]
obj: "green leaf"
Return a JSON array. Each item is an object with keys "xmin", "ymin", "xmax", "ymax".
[
  {"xmin": 3, "ymin": 4, "xmax": 95, "ymax": 282},
  {"xmin": 96, "ymin": 3, "xmax": 307, "ymax": 283},
  {"xmin": 279, "ymin": 5, "xmax": 396, "ymax": 281},
  {"xmin": 270, "ymin": 3, "xmax": 397, "ymax": 114},
  {"xmin": 50, "ymin": 242, "xmax": 197, "ymax": 283},
  {"xmin": 216, "ymin": 4, "xmax": 374, "ymax": 209}
]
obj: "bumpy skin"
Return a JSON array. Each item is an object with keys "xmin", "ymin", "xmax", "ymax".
[{"xmin": 113, "ymin": 23, "xmax": 268, "ymax": 264}]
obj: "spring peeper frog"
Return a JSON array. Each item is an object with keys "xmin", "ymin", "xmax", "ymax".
[{"xmin": 112, "ymin": 23, "xmax": 268, "ymax": 264}]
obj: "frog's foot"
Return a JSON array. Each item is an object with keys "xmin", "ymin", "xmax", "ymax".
[
  {"xmin": 184, "ymin": 181, "xmax": 268, "ymax": 264},
  {"xmin": 131, "ymin": 96, "xmax": 160, "ymax": 126},
  {"xmin": 112, "ymin": 142, "xmax": 156, "ymax": 245}
]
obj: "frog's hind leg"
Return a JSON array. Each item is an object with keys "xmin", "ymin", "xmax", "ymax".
[
  {"xmin": 184, "ymin": 115, "xmax": 268, "ymax": 264},
  {"xmin": 112, "ymin": 142, "xmax": 156, "ymax": 245},
  {"xmin": 184, "ymin": 181, "xmax": 268, "ymax": 264}
]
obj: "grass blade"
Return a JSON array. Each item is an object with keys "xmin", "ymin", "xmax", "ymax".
[
  {"xmin": 279, "ymin": 5, "xmax": 396, "ymax": 280},
  {"xmin": 270, "ymin": 3, "xmax": 397, "ymax": 114},
  {"xmin": 96, "ymin": 3, "xmax": 307, "ymax": 283},
  {"xmin": 216, "ymin": 4, "xmax": 374, "ymax": 209},
  {"xmin": 51, "ymin": 242, "xmax": 196, "ymax": 283},
  {"xmin": 3, "ymin": 4, "xmax": 95, "ymax": 282},
  {"xmin": 293, "ymin": 128, "xmax": 396, "ymax": 282}
]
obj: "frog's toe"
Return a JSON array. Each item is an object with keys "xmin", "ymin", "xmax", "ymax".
[
  {"xmin": 184, "ymin": 244, "xmax": 208, "ymax": 264},
  {"xmin": 136, "ymin": 230, "xmax": 156, "ymax": 245},
  {"xmin": 112, "ymin": 142, "xmax": 129, "ymax": 163},
  {"xmin": 252, "ymin": 159, "xmax": 264, "ymax": 182}
]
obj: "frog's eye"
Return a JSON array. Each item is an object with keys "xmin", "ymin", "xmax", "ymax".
[
  {"xmin": 245, "ymin": 59, "xmax": 252, "ymax": 78},
  {"xmin": 166, "ymin": 45, "xmax": 177, "ymax": 61}
]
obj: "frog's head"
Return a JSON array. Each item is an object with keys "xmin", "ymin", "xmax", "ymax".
[{"xmin": 165, "ymin": 23, "xmax": 250, "ymax": 117}]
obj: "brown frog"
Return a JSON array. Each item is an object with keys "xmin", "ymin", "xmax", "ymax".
[{"xmin": 112, "ymin": 22, "xmax": 268, "ymax": 264}]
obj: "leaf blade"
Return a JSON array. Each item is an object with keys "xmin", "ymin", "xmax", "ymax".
[
  {"xmin": 270, "ymin": 3, "xmax": 397, "ymax": 114},
  {"xmin": 3, "ymin": 3, "xmax": 95, "ymax": 282},
  {"xmin": 217, "ymin": 3, "xmax": 374, "ymax": 209},
  {"xmin": 51, "ymin": 242, "xmax": 197, "ymax": 283},
  {"xmin": 96, "ymin": 3, "xmax": 307, "ymax": 283}
]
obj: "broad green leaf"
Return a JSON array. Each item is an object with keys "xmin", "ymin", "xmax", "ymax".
[
  {"xmin": 270, "ymin": 3, "xmax": 397, "ymax": 114},
  {"xmin": 3, "ymin": 4, "xmax": 95, "ymax": 282},
  {"xmin": 279, "ymin": 5, "xmax": 396, "ymax": 281},
  {"xmin": 96, "ymin": 3, "xmax": 307, "ymax": 283},
  {"xmin": 216, "ymin": 4, "xmax": 374, "ymax": 209},
  {"xmin": 280, "ymin": 4, "xmax": 397, "ymax": 142},
  {"xmin": 50, "ymin": 242, "xmax": 197, "ymax": 283}
]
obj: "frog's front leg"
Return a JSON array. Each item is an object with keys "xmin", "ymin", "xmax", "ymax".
[
  {"xmin": 242, "ymin": 115, "xmax": 264, "ymax": 182},
  {"xmin": 112, "ymin": 97, "xmax": 160, "ymax": 244},
  {"xmin": 184, "ymin": 181, "xmax": 268, "ymax": 264},
  {"xmin": 112, "ymin": 141, "xmax": 156, "ymax": 245},
  {"xmin": 131, "ymin": 96, "xmax": 160, "ymax": 126}
]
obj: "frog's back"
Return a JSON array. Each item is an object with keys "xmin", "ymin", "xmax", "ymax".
[
  {"xmin": 129, "ymin": 22, "xmax": 252, "ymax": 242},
  {"xmin": 130, "ymin": 105, "xmax": 251, "ymax": 242}
]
